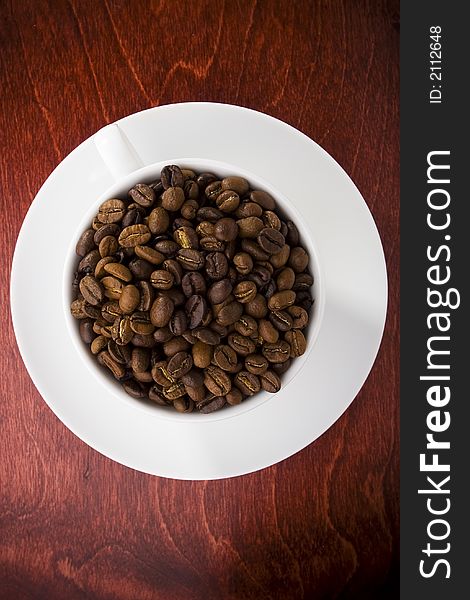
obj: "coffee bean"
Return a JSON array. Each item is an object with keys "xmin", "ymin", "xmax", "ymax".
[
  {"xmin": 204, "ymin": 365, "xmax": 231, "ymax": 396},
  {"xmin": 221, "ymin": 176, "xmax": 249, "ymax": 195},
  {"xmin": 245, "ymin": 354, "xmax": 268, "ymax": 375},
  {"xmin": 228, "ymin": 333, "xmax": 256, "ymax": 356},
  {"xmin": 119, "ymin": 284, "xmax": 140, "ymax": 314},
  {"xmin": 199, "ymin": 236, "xmax": 225, "ymax": 252},
  {"xmin": 122, "ymin": 379, "xmax": 147, "ymax": 398},
  {"xmin": 185, "ymin": 295, "xmax": 208, "ymax": 329},
  {"xmin": 163, "ymin": 336, "xmax": 190, "ymax": 357},
  {"xmin": 148, "ymin": 207, "xmax": 170, "ymax": 235},
  {"xmin": 234, "ymin": 316, "xmax": 258, "ymax": 337},
  {"xmin": 296, "ymin": 290, "xmax": 314, "ymax": 311},
  {"xmin": 216, "ymin": 190, "xmax": 240, "ymax": 212},
  {"xmin": 226, "ymin": 388, "xmax": 243, "ymax": 406},
  {"xmin": 197, "ymin": 172, "xmax": 217, "ymax": 188},
  {"xmin": 234, "ymin": 371, "xmax": 260, "ymax": 396},
  {"xmin": 288, "ymin": 246, "xmax": 309, "ymax": 273},
  {"xmin": 134, "ymin": 245, "xmax": 165, "ymax": 265},
  {"xmin": 197, "ymin": 206, "xmax": 224, "ymax": 223},
  {"xmin": 122, "ymin": 206, "xmax": 145, "ymax": 228},
  {"xmin": 153, "ymin": 326, "xmax": 173, "ymax": 343},
  {"xmin": 94, "ymin": 224, "xmax": 120, "ymax": 246},
  {"xmin": 162, "ymin": 187, "xmax": 185, "ymax": 212},
  {"xmin": 70, "ymin": 298, "xmax": 88, "ymax": 319},
  {"xmin": 260, "ymin": 370, "xmax": 281, "ymax": 392},
  {"xmin": 192, "ymin": 327, "xmax": 221, "ymax": 345},
  {"xmin": 216, "ymin": 301, "xmax": 243, "ymax": 327},
  {"xmin": 192, "ymin": 341, "xmax": 213, "ymax": 368},
  {"xmin": 205, "ymin": 180, "xmax": 223, "ymax": 202},
  {"xmin": 249, "ymin": 190, "xmax": 275, "ymax": 210},
  {"xmin": 293, "ymin": 273, "xmax": 314, "ymax": 291},
  {"xmin": 233, "ymin": 252, "xmax": 253, "ymax": 275},
  {"xmin": 131, "ymin": 333, "xmax": 156, "ymax": 348},
  {"xmin": 161, "ymin": 165, "xmax": 184, "ymax": 189},
  {"xmin": 168, "ymin": 309, "xmax": 187, "ymax": 336},
  {"xmin": 90, "ymin": 335, "xmax": 108, "ymax": 355},
  {"xmin": 245, "ymin": 294, "xmax": 268, "ymax": 319},
  {"xmin": 98, "ymin": 199, "xmax": 126, "ymax": 224},
  {"xmin": 150, "ymin": 269, "xmax": 174, "ymax": 290},
  {"xmin": 101, "ymin": 276, "xmax": 124, "ymax": 300},
  {"xmin": 79, "ymin": 275, "xmax": 104, "ymax": 306},
  {"xmin": 213, "ymin": 345, "xmax": 238, "ymax": 372},
  {"xmin": 103, "ymin": 262, "xmax": 132, "ymax": 282},
  {"xmin": 205, "ymin": 252, "xmax": 228, "ymax": 279},
  {"xmin": 241, "ymin": 239, "xmax": 270, "ymax": 261},
  {"xmin": 258, "ymin": 319, "xmax": 279, "ymax": 343},
  {"xmin": 196, "ymin": 221, "xmax": 215, "ymax": 237},
  {"xmin": 162, "ymin": 288, "xmax": 186, "ymax": 307},
  {"xmin": 198, "ymin": 395, "xmax": 226, "ymax": 413},
  {"xmin": 262, "ymin": 340, "xmax": 291, "ymax": 363},
  {"xmin": 262, "ymin": 211, "xmax": 281, "ymax": 231},
  {"xmin": 268, "ymin": 290, "xmax": 296, "ymax": 311},
  {"xmin": 287, "ymin": 306, "xmax": 309, "ymax": 329},
  {"xmin": 163, "ymin": 382, "xmax": 187, "ymax": 400},
  {"xmin": 181, "ymin": 272, "xmax": 206, "ymax": 297},
  {"xmin": 150, "ymin": 296, "xmax": 174, "ymax": 327},
  {"xmin": 111, "ymin": 315, "xmax": 133, "ymax": 345},
  {"xmin": 173, "ymin": 397, "xmax": 194, "ymax": 413},
  {"xmin": 76, "ymin": 229, "xmax": 96, "ymax": 257},
  {"xmin": 269, "ymin": 310, "xmax": 293, "ymax": 332},
  {"xmin": 129, "ymin": 258, "xmax": 155, "ymax": 280},
  {"xmin": 207, "ymin": 279, "xmax": 232, "ymax": 305},
  {"xmin": 270, "ymin": 244, "xmax": 290, "ymax": 268},
  {"xmin": 130, "ymin": 311, "xmax": 154, "ymax": 335},
  {"xmin": 151, "ymin": 361, "xmax": 175, "ymax": 387},
  {"xmin": 131, "ymin": 347, "xmax": 150, "ymax": 373},
  {"xmin": 237, "ymin": 217, "xmax": 264, "ymax": 239},
  {"xmin": 149, "ymin": 385, "xmax": 171, "ymax": 405},
  {"xmin": 276, "ymin": 267, "xmax": 296, "ymax": 291},
  {"xmin": 235, "ymin": 201, "xmax": 263, "ymax": 219},
  {"xmin": 285, "ymin": 329, "xmax": 307, "ymax": 357},
  {"xmin": 181, "ymin": 198, "xmax": 199, "ymax": 219},
  {"xmin": 129, "ymin": 183, "xmax": 155, "ymax": 208},
  {"xmin": 257, "ymin": 228, "xmax": 285, "ymax": 254},
  {"xmin": 78, "ymin": 249, "xmax": 101, "ymax": 274},
  {"xmin": 233, "ymin": 280, "xmax": 257, "ymax": 304},
  {"xmin": 213, "ymin": 218, "xmax": 238, "ymax": 242},
  {"xmin": 119, "ymin": 224, "xmax": 151, "ymax": 248},
  {"xmin": 174, "ymin": 226, "xmax": 199, "ymax": 249},
  {"xmin": 99, "ymin": 350, "xmax": 126, "ymax": 379},
  {"xmin": 286, "ymin": 221, "xmax": 300, "ymax": 246},
  {"xmin": 181, "ymin": 369, "xmax": 204, "ymax": 388},
  {"xmin": 177, "ymin": 248, "xmax": 205, "ymax": 271},
  {"xmin": 101, "ymin": 301, "xmax": 123, "ymax": 323},
  {"xmin": 167, "ymin": 351, "xmax": 193, "ymax": 379},
  {"xmin": 108, "ymin": 340, "xmax": 131, "ymax": 365},
  {"xmin": 79, "ymin": 319, "xmax": 95, "ymax": 344}
]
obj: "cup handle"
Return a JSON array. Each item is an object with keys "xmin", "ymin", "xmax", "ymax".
[{"xmin": 94, "ymin": 123, "xmax": 145, "ymax": 181}]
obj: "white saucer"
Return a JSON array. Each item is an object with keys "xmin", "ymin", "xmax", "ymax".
[{"xmin": 10, "ymin": 103, "xmax": 387, "ymax": 480}]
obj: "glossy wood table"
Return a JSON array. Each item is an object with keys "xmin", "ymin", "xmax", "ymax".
[{"xmin": 0, "ymin": 1, "xmax": 399, "ymax": 598}]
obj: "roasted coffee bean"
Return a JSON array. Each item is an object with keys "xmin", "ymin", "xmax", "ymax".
[
  {"xmin": 134, "ymin": 245, "xmax": 165, "ymax": 265},
  {"xmin": 213, "ymin": 345, "xmax": 238, "ymax": 372},
  {"xmin": 245, "ymin": 354, "xmax": 268, "ymax": 375},
  {"xmin": 78, "ymin": 249, "xmax": 101, "ymax": 274},
  {"xmin": 131, "ymin": 347, "xmax": 150, "ymax": 373},
  {"xmin": 287, "ymin": 306, "xmax": 309, "ymax": 329},
  {"xmin": 119, "ymin": 284, "xmax": 140, "ymax": 314},
  {"xmin": 181, "ymin": 271, "xmax": 206, "ymax": 297},
  {"xmin": 79, "ymin": 275, "xmax": 104, "ymax": 306},
  {"xmin": 130, "ymin": 311, "xmax": 155, "ymax": 335},
  {"xmin": 235, "ymin": 201, "xmax": 263, "ymax": 219},
  {"xmin": 90, "ymin": 335, "xmax": 108, "ymax": 355},
  {"xmin": 204, "ymin": 365, "xmax": 231, "ymax": 396},
  {"xmin": 277, "ymin": 267, "xmax": 296, "ymax": 291},
  {"xmin": 269, "ymin": 310, "xmax": 293, "ymax": 332},
  {"xmin": 167, "ymin": 351, "xmax": 193, "ymax": 379},
  {"xmin": 174, "ymin": 226, "xmax": 199, "ymax": 249},
  {"xmin": 103, "ymin": 262, "xmax": 132, "ymax": 282},
  {"xmin": 181, "ymin": 368, "xmax": 204, "ymax": 388},
  {"xmin": 225, "ymin": 241, "xmax": 236, "ymax": 261},
  {"xmin": 214, "ymin": 218, "xmax": 238, "ymax": 242},
  {"xmin": 237, "ymin": 217, "xmax": 264, "ymax": 239},
  {"xmin": 168, "ymin": 309, "xmax": 187, "ymax": 336},
  {"xmin": 108, "ymin": 340, "xmax": 131, "ymax": 364},
  {"xmin": 286, "ymin": 220, "xmax": 300, "ymax": 246},
  {"xmin": 99, "ymin": 350, "xmax": 126, "ymax": 379},
  {"xmin": 241, "ymin": 239, "xmax": 270, "ymax": 261},
  {"xmin": 270, "ymin": 244, "xmax": 290, "ymax": 268},
  {"xmin": 197, "ymin": 206, "xmax": 224, "ymax": 223},
  {"xmin": 186, "ymin": 385, "xmax": 206, "ymax": 403},
  {"xmin": 258, "ymin": 319, "xmax": 279, "ymax": 343},
  {"xmin": 181, "ymin": 198, "xmax": 199, "ymax": 220},
  {"xmin": 122, "ymin": 206, "xmax": 145, "ymax": 228},
  {"xmin": 173, "ymin": 217, "xmax": 193, "ymax": 231},
  {"xmin": 233, "ymin": 252, "xmax": 253, "ymax": 275},
  {"xmin": 205, "ymin": 180, "xmax": 223, "ymax": 202},
  {"xmin": 260, "ymin": 370, "xmax": 281, "ymax": 392},
  {"xmin": 207, "ymin": 279, "xmax": 232, "ymax": 305},
  {"xmin": 262, "ymin": 341, "xmax": 291, "ymax": 363},
  {"xmin": 257, "ymin": 228, "xmax": 285, "ymax": 254},
  {"xmin": 119, "ymin": 224, "xmax": 151, "ymax": 248},
  {"xmin": 196, "ymin": 172, "xmax": 217, "ymax": 188},
  {"xmin": 182, "ymin": 330, "xmax": 198, "ymax": 344},
  {"xmin": 245, "ymin": 294, "xmax": 268, "ymax": 319},
  {"xmin": 162, "ymin": 187, "xmax": 185, "ymax": 211},
  {"xmin": 131, "ymin": 333, "xmax": 156, "ymax": 348},
  {"xmin": 262, "ymin": 280, "xmax": 277, "ymax": 300},
  {"xmin": 177, "ymin": 248, "xmax": 205, "ymax": 271},
  {"xmin": 234, "ymin": 315, "xmax": 258, "ymax": 337},
  {"xmin": 163, "ymin": 382, "xmax": 187, "ymax": 400},
  {"xmin": 150, "ymin": 296, "xmax": 174, "ymax": 327},
  {"xmin": 216, "ymin": 190, "xmax": 239, "ymax": 212},
  {"xmin": 150, "ymin": 269, "xmax": 174, "ymax": 290},
  {"xmin": 296, "ymin": 290, "xmax": 314, "ymax": 311},
  {"xmin": 136, "ymin": 281, "xmax": 154, "ymax": 312},
  {"xmin": 199, "ymin": 236, "xmax": 224, "ymax": 251},
  {"xmin": 79, "ymin": 319, "xmax": 95, "ymax": 344},
  {"xmin": 183, "ymin": 179, "xmax": 198, "ymax": 200},
  {"xmin": 185, "ymin": 295, "xmax": 208, "ymax": 329},
  {"xmin": 70, "ymin": 298, "xmax": 88, "ymax": 319},
  {"xmin": 98, "ymin": 199, "xmax": 126, "ymax": 224},
  {"xmin": 249, "ymin": 190, "xmax": 275, "ymax": 210},
  {"xmin": 205, "ymin": 252, "xmax": 228, "ymax": 279},
  {"xmin": 293, "ymin": 273, "xmax": 314, "ymax": 291},
  {"xmin": 163, "ymin": 336, "xmax": 190, "ymax": 357},
  {"xmin": 149, "ymin": 385, "xmax": 171, "ymax": 405},
  {"xmin": 148, "ymin": 207, "xmax": 170, "ymax": 235},
  {"xmin": 198, "ymin": 395, "xmax": 226, "ymax": 413},
  {"xmin": 162, "ymin": 259, "xmax": 183, "ymax": 287},
  {"xmin": 192, "ymin": 341, "xmax": 213, "ymax": 368},
  {"xmin": 129, "ymin": 183, "xmax": 155, "ymax": 207},
  {"xmin": 268, "ymin": 290, "xmax": 296, "ymax": 311},
  {"xmin": 216, "ymin": 301, "xmax": 243, "ymax": 327},
  {"xmin": 101, "ymin": 276, "xmax": 124, "ymax": 300},
  {"xmin": 161, "ymin": 288, "xmax": 185, "ymax": 307},
  {"xmin": 151, "ymin": 361, "xmax": 175, "ymax": 387},
  {"xmin": 122, "ymin": 379, "xmax": 147, "ymax": 398},
  {"xmin": 234, "ymin": 371, "xmax": 260, "ymax": 396},
  {"xmin": 111, "ymin": 315, "xmax": 133, "ymax": 345},
  {"xmin": 196, "ymin": 221, "xmax": 215, "ymax": 237},
  {"xmin": 101, "ymin": 301, "xmax": 123, "ymax": 323},
  {"xmin": 192, "ymin": 327, "xmax": 221, "ymax": 345},
  {"xmin": 94, "ymin": 224, "xmax": 120, "ymax": 246},
  {"xmin": 262, "ymin": 211, "xmax": 281, "ymax": 231},
  {"xmin": 233, "ymin": 280, "xmax": 257, "ymax": 304},
  {"xmin": 221, "ymin": 176, "xmax": 249, "ymax": 196},
  {"xmin": 181, "ymin": 168, "xmax": 196, "ymax": 181},
  {"xmin": 288, "ymin": 246, "xmax": 309, "ymax": 273},
  {"xmin": 271, "ymin": 358, "xmax": 291, "ymax": 376},
  {"xmin": 173, "ymin": 397, "xmax": 194, "ymax": 413},
  {"xmin": 161, "ymin": 165, "xmax": 184, "ymax": 189},
  {"xmin": 152, "ymin": 327, "xmax": 172, "ymax": 344},
  {"xmin": 228, "ymin": 333, "xmax": 256, "ymax": 356},
  {"xmin": 76, "ymin": 229, "xmax": 96, "ymax": 257},
  {"xmin": 285, "ymin": 329, "xmax": 307, "ymax": 357},
  {"xmin": 226, "ymin": 388, "xmax": 243, "ymax": 406}
]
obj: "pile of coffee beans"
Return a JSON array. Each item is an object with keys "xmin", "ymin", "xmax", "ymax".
[{"xmin": 71, "ymin": 165, "xmax": 313, "ymax": 413}]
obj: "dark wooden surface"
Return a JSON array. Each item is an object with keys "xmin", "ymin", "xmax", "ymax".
[{"xmin": 0, "ymin": 1, "xmax": 399, "ymax": 598}]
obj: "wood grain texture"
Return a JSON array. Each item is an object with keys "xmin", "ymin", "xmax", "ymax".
[{"xmin": 0, "ymin": 1, "xmax": 399, "ymax": 598}]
